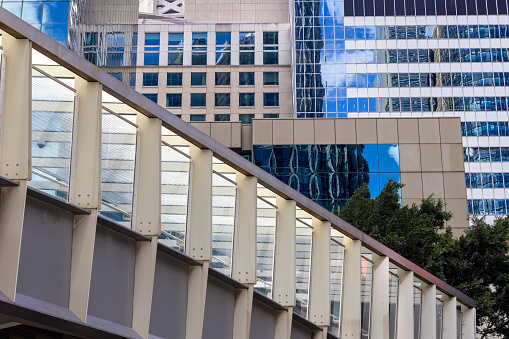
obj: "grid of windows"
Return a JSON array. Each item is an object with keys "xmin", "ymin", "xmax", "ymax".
[
  {"xmin": 462, "ymin": 122, "xmax": 509, "ymax": 137},
  {"xmin": 468, "ymin": 200, "xmax": 509, "ymax": 216},
  {"xmin": 144, "ymin": 33, "xmax": 160, "ymax": 66},
  {"xmin": 143, "ymin": 73, "xmax": 158, "ymax": 87},
  {"xmin": 166, "ymin": 93, "xmax": 182, "ymax": 107},
  {"xmin": 464, "ymin": 147, "xmax": 509, "ymax": 162},
  {"xmin": 466, "ymin": 173, "xmax": 509, "ymax": 189},
  {"xmin": 167, "ymin": 73, "xmax": 183, "ymax": 86},
  {"xmin": 342, "ymin": 25, "xmax": 509, "ymax": 40},
  {"xmin": 239, "ymin": 32, "xmax": 255, "ymax": 65}
]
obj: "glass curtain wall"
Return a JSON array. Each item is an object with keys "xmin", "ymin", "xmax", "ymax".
[
  {"xmin": 160, "ymin": 143, "xmax": 191, "ymax": 253},
  {"xmin": 30, "ymin": 68, "xmax": 75, "ymax": 199}
]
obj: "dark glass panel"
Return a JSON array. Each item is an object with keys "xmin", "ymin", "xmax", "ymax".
[
  {"xmin": 497, "ymin": 0, "xmax": 508, "ymax": 13},
  {"xmin": 465, "ymin": 0, "xmax": 476, "ymax": 13},
  {"xmin": 477, "ymin": 0, "xmax": 487, "ymax": 14},
  {"xmin": 446, "ymin": 0, "xmax": 456, "ymax": 14},
  {"xmin": 375, "ymin": 0, "xmax": 385, "ymax": 15},
  {"xmin": 405, "ymin": 0, "xmax": 416, "ymax": 14},
  {"xmin": 396, "ymin": 0, "xmax": 405, "ymax": 14},
  {"xmin": 487, "ymin": 0, "xmax": 498, "ymax": 13},
  {"xmin": 425, "ymin": 0, "xmax": 436, "ymax": 14},
  {"xmin": 385, "ymin": 0, "xmax": 395, "ymax": 15},
  {"xmin": 436, "ymin": 0, "xmax": 446, "ymax": 14},
  {"xmin": 456, "ymin": 0, "xmax": 467, "ymax": 13},
  {"xmin": 415, "ymin": 0, "xmax": 426, "ymax": 13},
  {"xmin": 355, "ymin": 0, "xmax": 364, "ymax": 15},
  {"xmin": 365, "ymin": 0, "xmax": 375, "ymax": 15},
  {"xmin": 345, "ymin": 0, "xmax": 354, "ymax": 15}
]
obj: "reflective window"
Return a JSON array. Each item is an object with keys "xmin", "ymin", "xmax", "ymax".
[
  {"xmin": 214, "ymin": 114, "xmax": 230, "ymax": 121},
  {"xmin": 167, "ymin": 73, "xmax": 182, "ymax": 86},
  {"xmin": 190, "ymin": 114, "xmax": 206, "ymax": 122},
  {"xmin": 239, "ymin": 93, "xmax": 255, "ymax": 107},
  {"xmin": 240, "ymin": 72, "xmax": 255, "ymax": 86},
  {"xmin": 190, "ymin": 93, "xmax": 206, "ymax": 107},
  {"xmin": 263, "ymin": 72, "xmax": 279, "ymax": 85},
  {"xmin": 143, "ymin": 93, "xmax": 157, "ymax": 103},
  {"xmin": 191, "ymin": 73, "xmax": 206, "ymax": 86},
  {"xmin": 215, "ymin": 72, "xmax": 231, "ymax": 86},
  {"xmin": 142, "ymin": 73, "xmax": 158, "ymax": 87},
  {"xmin": 215, "ymin": 93, "xmax": 230, "ymax": 107},
  {"xmin": 166, "ymin": 94, "xmax": 182, "ymax": 107}
]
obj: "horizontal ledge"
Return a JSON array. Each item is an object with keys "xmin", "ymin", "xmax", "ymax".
[
  {"xmin": 96, "ymin": 216, "xmax": 151, "ymax": 242},
  {"xmin": 292, "ymin": 312, "xmax": 323, "ymax": 332},
  {"xmin": 0, "ymin": 176, "xmax": 19, "ymax": 187},
  {"xmin": 27, "ymin": 187, "xmax": 90, "ymax": 215},
  {"xmin": 208, "ymin": 267, "xmax": 248, "ymax": 290},
  {"xmin": 157, "ymin": 242, "xmax": 202, "ymax": 266},
  {"xmin": 253, "ymin": 291, "xmax": 287, "ymax": 311}
]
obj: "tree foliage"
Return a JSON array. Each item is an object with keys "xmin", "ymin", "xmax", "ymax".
[{"xmin": 336, "ymin": 179, "xmax": 509, "ymax": 338}]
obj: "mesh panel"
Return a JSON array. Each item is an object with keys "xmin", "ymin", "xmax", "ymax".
[
  {"xmin": 329, "ymin": 238, "xmax": 344, "ymax": 336},
  {"xmin": 254, "ymin": 198, "xmax": 277, "ymax": 298},
  {"xmin": 294, "ymin": 219, "xmax": 312, "ymax": 318}
]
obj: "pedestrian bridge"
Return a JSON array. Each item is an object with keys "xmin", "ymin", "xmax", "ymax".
[{"xmin": 0, "ymin": 7, "xmax": 474, "ymax": 339}]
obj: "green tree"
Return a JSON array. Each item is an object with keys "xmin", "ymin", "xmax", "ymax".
[{"xmin": 336, "ymin": 179, "xmax": 509, "ymax": 338}]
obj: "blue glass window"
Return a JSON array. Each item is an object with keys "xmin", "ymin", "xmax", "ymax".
[
  {"xmin": 190, "ymin": 93, "xmax": 206, "ymax": 107},
  {"xmin": 43, "ymin": 2, "xmax": 69, "ymax": 24},
  {"xmin": 143, "ymin": 93, "xmax": 158, "ymax": 103},
  {"xmin": 166, "ymin": 94, "xmax": 182, "ymax": 107},
  {"xmin": 191, "ymin": 73, "xmax": 206, "ymax": 86},
  {"xmin": 263, "ymin": 93, "xmax": 279, "ymax": 106},
  {"xmin": 239, "ymin": 93, "xmax": 255, "ymax": 107},
  {"xmin": 215, "ymin": 93, "xmax": 230, "ymax": 107},
  {"xmin": 142, "ymin": 73, "xmax": 158, "ymax": 87},
  {"xmin": 167, "ymin": 73, "xmax": 182, "ymax": 86}
]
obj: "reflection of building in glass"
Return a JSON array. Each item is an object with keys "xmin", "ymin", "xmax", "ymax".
[{"xmin": 253, "ymin": 144, "xmax": 399, "ymax": 211}]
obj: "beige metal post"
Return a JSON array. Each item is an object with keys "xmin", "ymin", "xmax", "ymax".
[
  {"xmin": 185, "ymin": 145, "xmax": 212, "ymax": 339},
  {"xmin": 340, "ymin": 238, "xmax": 361, "ymax": 338},
  {"xmin": 461, "ymin": 305, "xmax": 475, "ymax": 339},
  {"xmin": 232, "ymin": 173, "xmax": 257, "ymax": 339},
  {"xmin": 396, "ymin": 269, "xmax": 414, "ymax": 339},
  {"xmin": 68, "ymin": 78, "xmax": 102, "ymax": 322},
  {"xmin": 308, "ymin": 218, "xmax": 330, "ymax": 327},
  {"xmin": 275, "ymin": 308, "xmax": 293, "ymax": 339},
  {"xmin": 0, "ymin": 32, "xmax": 31, "ymax": 302},
  {"xmin": 371, "ymin": 254, "xmax": 390, "ymax": 339},
  {"xmin": 273, "ymin": 196, "xmax": 296, "ymax": 307},
  {"xmin": 421, "ymin": 283, "xmax": 437, "ymax": 339},
  {"xmin": 442, "ymin": 295, "xmax": 457, "ymax": 339},
  {"xmin": 133, "ymin": 114, "xmax": 161, "ymax": 235},
  {"xmin": 131, "ymin": 113, "xmax": 162, "ymax": 338}
]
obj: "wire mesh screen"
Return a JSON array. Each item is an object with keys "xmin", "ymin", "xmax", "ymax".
[
  {"xmin": 294, "ymin": 219, "xmax": 312, "ymax": 319},
  {"xmin": 211, "ymin": 172, "xmax": 237, "ymax": 276},
  {"xmin": 30, "ymin": 68, "xmax": 75, "ymax": 199},
  {"xmin": 159, "ymin": 144, "xmax": 190, "ymax": 253},
  {"xmin": 414, "ymin": 286, "xmax": 422, "ymax": 339},
  {"xmin": 329, "ymin": 238, "xmax": 344, "ymax": 336},
  {"xmin": 389, "ymin": 271, "xmax": 399, "ymax": 339},
  {"xmin": 99, "ymin": 110, "xmax": 137, "ymax": 227},
  {"xmin": 254, "ymin": 197, "xmax": 277, "ymax": 298}
]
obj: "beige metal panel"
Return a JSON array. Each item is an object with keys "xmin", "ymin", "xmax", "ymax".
[
  {"xmin": 420, "ymin": 144, "xmax": 443, "ymax": 172},
  {"xmin": 185, "ymin": 262, "xmax": 210, "ymax": 339},
  {"xmin": 308, "ymin": 219, "xmax": 331, "ymax": 326},
  {"xmin": 71, "ymin": 79, "xmax": 102, "ymax": 209},
  {"xmin": 0, "ymin": 182, "xmax": 27, "ymax": 301},
  {"xmin": 233, "ymin": 173, "xmax": 257, "ymax": 284},
  {"xmin": 442, "ymin": 295, "xmax": 457, "ymax": 339},
  {"xmin": 253, "ymin": 119, "xmax": 273, "ymax": 145},
  {"xmin": 274, "ymin": 308, "xmax": 293, "ymax": 339},
  {"xmin": 371, "ymin": 254, "xmax": 390, "ymax": 339},
  {"xmin": 376, "ymin": 119, "xmax": 398, "ymax": 144},
  {"xmin": 273, "ymin": 196, "xmax": 296, "ymax": 306},
  {"xmin": 418, "ymin": 119, "xmax": 440, "ymax": 144},
  {"xmin": 211, "ymin": 122, "xmax": 232, "ymax": 147},
  {"xmin": 441, "ymin": 144, "xmax": 464, "ymax": 172},
  {"xmin": 69, "ymin": 211, "xmax": 98, "ymax": 322},
  {"xmin": 399, "ymin": 144, "xmax": 422, "ymax": 172},
  {"xmin": 340, "ymin": 238, "xmax": 361, "ymax": 339},
  {"xmin": 335, "ymin": 119, "xmax": 356, "ymax": 144},
  {"xmin": 233, "ymin": 285, "xmax": 254, "ymax": 339},
  {"xmin": 190, "ymin": 122, "xmax": 211, "ymax": 136},
  {"xmin": 461, "ymin": 305, "xmax": 476, "ymax": 339},
  {"xmin": 132, "ymin": 236, "xmax": 158, "ymax": 339},
  {"xmin": 400, "ymin": 172, "xmax": 423, "ymax": 199},
  {"xmin": 356, "ymin": 119, "xmax": 377, "ymax": 144},
  {"xmin": 398, "ymin": 119, "xmax": 419, "ymax": 144},
  {"xmin": 241, "ymin": 125, "xmax": 253, "ymax": 151},
  {"xmin": 422, "ymin": 172, "xmax": 445, "ymax": 198},
  {"xmin": 0, "ymin": 34, "xmax": 31, "ymax": 180},
  {"xmin": 421, "ymin": 283, "xmax": 437, "ymax": 339},
  {"xmin": 232, "ymin": 122, "xmax": 242, "ymax": 148},
  {"xmin": 272, "ymin": 119, "xmax": 294, "ymax": 145},
  {"xmin": 188, "ymin": 146, "xmax": 213, "ymax": 261},
  {"xmin": 401, "ymin": 198, "xmax": 423, "ymax": 207},
  {"xmin": 134, "ymin": 114, "xmax": 162, "ymax": 235},
  {"xmin": 294, "ymin": 119, "xmax": 314, "ymax": 145},
  {"xmin": 314, "ymin": 119, "xmax": 335, "ymax": 145},
  {"xmin": 443, "ymin": 173, "xmax": 467, "ymax": 199},
  {"xmin": 444, "ymin": 199, "xmax": 469, "ymax": 231},
  {"xmin": 396, "ymin": 269, "xmax": 414, "ymax": 339},
  {"xmin": 439, "ymin": 118, "xmax": 462, "ymax": 144}
]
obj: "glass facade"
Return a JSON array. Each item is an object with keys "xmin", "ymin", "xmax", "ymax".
[{"xmin": 253, "ymin": 144, "xmax": 400, "ymax": 211}]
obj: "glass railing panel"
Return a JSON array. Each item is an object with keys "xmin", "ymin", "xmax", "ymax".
[
  {"xmin": 437, "ymin": 297, "xmax": 444, "ymax": 339},
  {"xmin": 389, "ymin": 271, "xmax": 399, "ymax": 339},
  {"xmin": 414, "ymin": 286, "xmax": 422, "ymax": 339},
  {"xmin": 254, "ymin": 197, "xmax": 277, "ymax": 298},
  {"xmin": 99, "ymin": 109, "xmax": 137, "ymax": 227},
  {"xmin": 30, "ymin": 68, "xmax": 75, "ymax": 199},
  {"xmin": 329, "ymin": 237, "xmax": 344, "ymax": 337},
  {"xmin": 361, "ymin": 256, "xmax": 373, "ymax": 339},
  {"xmin": 211, "ymin": 172, "xmax": 237, "ymax": 276},
  {"xmin": 159, "ymin": 143, "xmax": 191, "ymax": 253},
  {"xmin": 294, "ymin": 218, "xmax": 312, "ymax": 318}
]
